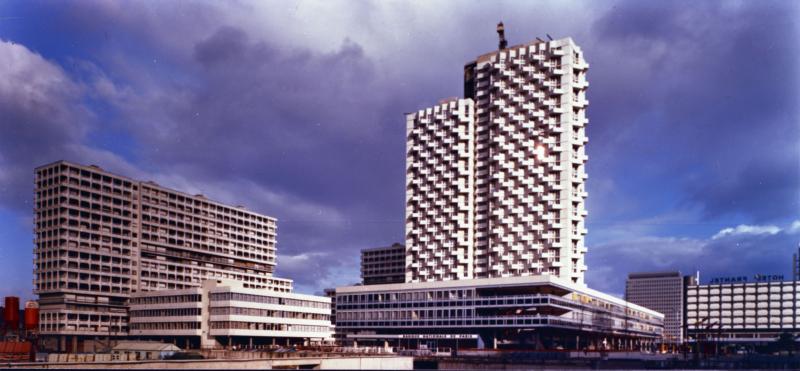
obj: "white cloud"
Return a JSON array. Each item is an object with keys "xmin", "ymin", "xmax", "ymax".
[
  {"xmin": 712, "ymin": 224, "xmax": 781, "ymax": 240},
  {"xmin": 587, "ymin": 219, "xmax": 798, "ymax": 295},
  {"xmin": 788, "ymin": 220, "xmax": 800, "ymax": 234},
  {"xmin": 277, "ymin": 252, "xmax": 329, "ymax": 271},
  {"xmin": 276, "ymin": 251, "xmax": 360, "ymax": 294},
  {"xmin": 0, "ymin": 39, "xmax": 82, "ymax": 110}
]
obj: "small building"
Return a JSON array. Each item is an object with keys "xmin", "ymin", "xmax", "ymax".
[
  {"xmin": 361, "ymin": 243, "xmax": 406, "ymax": 285},
  {"xmin": 112, "ymin": 341, "xmax": 181, "ymax": 360},
  {"xmin": 130, "ymin": 279, "xmax": 332, "ymax": 349}
]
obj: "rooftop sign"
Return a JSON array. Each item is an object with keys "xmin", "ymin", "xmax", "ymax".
[{"xmin": 709, "ymin": 274, "xmax": 785, "ymax": 285}]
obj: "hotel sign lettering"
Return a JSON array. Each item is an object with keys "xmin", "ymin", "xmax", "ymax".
[{"xmin": 710, "ymin": 274, "xmax": 784, "ymax": 284}]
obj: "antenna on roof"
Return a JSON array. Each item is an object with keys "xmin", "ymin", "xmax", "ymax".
[
  {"xmin": 497, "ymin": 22, "xmax": 507, "ymax": 50},
  {"xmin": 536, "ymin": 37, "xmax": 545, "ymax": 42},
  {"xmin": 546, "ymin": 33, "xmax": 553, "ymax": 41}
]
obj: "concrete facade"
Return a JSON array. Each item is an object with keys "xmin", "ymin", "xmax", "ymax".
[
  {"xmin": 336, "ymin": 275, "xmax": 663, "ymax": 351},
  {"xmin": 33, "ymin": 161, "xmax": 292, "ymax": 350},
  {"xmin": 361, "ymin": 243, "xmax": 406, "ymax": 285},
  {"xmin": 129, "ymin": 280, "xmax": 331, "ymax": 349},
  {"xmin": 8, "ymin": 355, "xmax": 413, "ymax": 369},
  {"xmin": 625, "ymin": 271, "xmax": 686, "ymax": 344},
  {"xmin": 405, "ymin": 37, "xmax": 589, "ymax": 284},
  {"xmin": 686, "ymin": 279, "xmax": 800, "ymax": 345}
]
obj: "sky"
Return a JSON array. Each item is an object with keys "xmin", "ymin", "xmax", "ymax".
[{"xmin": 0, "ymin": 1, "xmax": 798, "ymax": 299}]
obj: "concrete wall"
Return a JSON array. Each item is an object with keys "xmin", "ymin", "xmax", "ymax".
[{"xmin": 4, "ymin": 356, "xmax": 413, "ymax": 370}]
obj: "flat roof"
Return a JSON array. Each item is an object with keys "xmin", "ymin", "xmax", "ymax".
[
  {"xmin": 362, "ymin": 243, "xmax": 405, "ymax": 253},
  {"xmin": 470, "ymin": 37, "xmax": 576, "ymax": 64},
  {"xmin": 36, "ymin": 160, "xmax": 277, "ymax": 222},
  {"xmin": 628, "ymin": 271, "xmax": 682, "ymax": 279},
  {"xmin": 336, "ymin": 275, "xmax": 663, "ymax": 318},
  {"xmin": 210, "ymin": 285, "xmax": 331, "ymax": 303}
]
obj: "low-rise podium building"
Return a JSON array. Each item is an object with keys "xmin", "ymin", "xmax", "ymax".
[
  {"xmin": 130, "ymin": 280, "xmax": 332, "ymax": 349},
  {"xmin": 336, "ymin": 275, "xmax": 663, "ymax": 351},
  {"xmin": 685, "ymin": 277, "xmax": 799, "ymax": 346}
]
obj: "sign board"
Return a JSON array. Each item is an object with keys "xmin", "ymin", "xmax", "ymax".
[
  {"xmin": 347, "ymin": 333, "xmax": 477, "ymax": 339},
  {"xmin": 709, "ymin": 274, "xmax": 785, "ymax": 284}
]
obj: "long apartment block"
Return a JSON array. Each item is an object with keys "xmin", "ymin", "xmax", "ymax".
[
  {"xmin": 33, "ymin": 161, "xmax": 292, "ymax": 349},
  {"xmin": 406, "ymin": 37, "xmax": 589, "ymax": 284},
  {"xmin": 685, "ymin": 279, "xmax": 800, "ymax": 343}
]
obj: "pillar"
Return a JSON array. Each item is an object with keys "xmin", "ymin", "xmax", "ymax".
[
  {"xmin": 71, "ymin": 336, "xmax": 78, "ymax": 353},
  {"xmin": 249, "ymin": 337, "xmax": 253, "ymax": 349}
]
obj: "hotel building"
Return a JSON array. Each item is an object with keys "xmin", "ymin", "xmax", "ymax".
[
  {"xmin": 33, "ymin": 161, "xmax": 306, "ymax": 352},
  {"xmin": 362, "ymin": 243, "xmax": 406, "ymax": 285},
  {"xmin": 406, "ymin": 35, "xmax": 589, "ymax": 284},
  {"xmin": 129, "ymin": 280, "xmax": 331, "ymax": 349},
  {"xmin": 685, "ymin": 277, "xmax": 800, "ymax": 346},
  {"xmin": 337, "ymin": 29, "xmax": 663, "ymax": 350}
]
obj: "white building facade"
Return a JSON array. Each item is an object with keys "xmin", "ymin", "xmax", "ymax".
[
  {"xmin": 406, "ymin": 37, "xmax": 589, "ymax": 284},
  {"xmin": 686, "ymin": 278, "xmax": 800, "ymax": 345},
  {"xmin": 130, "ymin": 280, "xmax": 332, "ymax": 349},
  {"xmin": 336, "ymin": 275, "xmax": 663, "ymax": 350}
]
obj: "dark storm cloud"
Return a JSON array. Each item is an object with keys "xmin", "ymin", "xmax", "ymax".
[
  {"xmin": 81, "ymin": 23, "xmax": 409, "ymax": 290},
  {"xmin": 584, "ymin": 1, "xmax": 799, "ymax": 224},
  {"xmin": 1, "ymin": 1, "xmax": 798, "ymax": 295},
  {"xmin": 193, "ymin": 26, "xmax": 251, "ymax": 66},
  {"xmin": 688, "ymin": 154, "xmax": 800, "ymax": 222}
]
